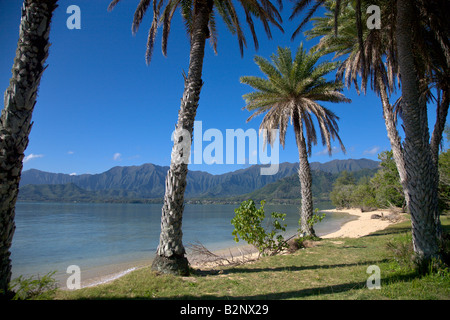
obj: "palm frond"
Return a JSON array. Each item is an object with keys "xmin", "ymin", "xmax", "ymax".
[
  {"xmin": 132, "ymin": 0, "xmax": 152, "ymax": 34},
  {"xmin": 107, "ymin": 0, "xmax": 122, "ymax": 12},
  {"xmin": 291, "ymin": 0, "xmax": 325, "ymax": 40},
  {"xmin": 162, "ymin": 0, "xmax": 181, "ymax": 56},
  {"xmin": 145, "ymin": 0, "xmax": 164, "ymax": 65},
  {"xmin": 208, "ymin": 11, "xmax": 218, "ymax": 54}
]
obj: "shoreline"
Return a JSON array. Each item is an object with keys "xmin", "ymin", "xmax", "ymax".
[
  {"xmin": 321, "ymin": 207, "xmax": 406, "ymax": 239},
  {"xmin": 66, "ymin": 207, "xmax": 405, "ymax": 290}
]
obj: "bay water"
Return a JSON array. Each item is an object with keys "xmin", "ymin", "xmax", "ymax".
[{"xmin": 10, "ymin": 201, "xmax": 353, "ymax": 287}]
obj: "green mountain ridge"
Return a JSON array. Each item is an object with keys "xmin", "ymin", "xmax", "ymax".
[{"xmin": 18, "ymin": 159, "xmax": 380, "ymax": 203}]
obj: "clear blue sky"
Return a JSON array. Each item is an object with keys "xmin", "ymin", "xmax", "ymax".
[{"xmin": 0, "ymin": 0, "xmax": 444, "ymax": 175}]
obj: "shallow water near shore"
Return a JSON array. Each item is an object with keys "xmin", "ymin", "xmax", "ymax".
[{"xmin": 10, "ymin": 201, "xmax": 354, "ymax": 288}]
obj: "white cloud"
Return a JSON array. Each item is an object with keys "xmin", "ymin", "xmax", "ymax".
[
  {"xmin": 23, "ymin": 154, "xmax": 44, "ymax": 163},
  {"xmin": 69, "ymin": 172, "xmax": 77, "ymax": 176},
  {"xmin": 363, "ymin": 146, "xmax": 380, "ymax": 155},
  {"xmin": 113, "ymin": 153, "xmax": 122, "ymax": 161},
  {"xmin": 314, "ymin": 146, "xmax": 340, "ymax": 156},
  {"xmin": 67, "ymin": 151, "xmax": 75, "ymax": 155}
]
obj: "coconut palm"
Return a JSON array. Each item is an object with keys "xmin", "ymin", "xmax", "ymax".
[
  {"xmin": 0, "ymin": 0, "xmax": 58, "ymax": 297},
  {"xmin": 290, "ymin": 0, "xmax": 450, "ymax": 264},
  {"xmin": 108, "ymin": 0, "xmax": 283, "ymax": 275},
  {"xmin": 240, "ymin": 44, "xmax": 350, "ymax": 237}
]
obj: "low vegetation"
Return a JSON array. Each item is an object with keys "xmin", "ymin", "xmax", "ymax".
[{"xmin": 231, "ymin": 200, "xmax": 289, "ymax": 256}]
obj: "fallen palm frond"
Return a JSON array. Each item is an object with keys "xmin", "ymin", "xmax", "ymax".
[{"xmin": 186, "ymin": 241, "xmax": 259, "ymax": 269}]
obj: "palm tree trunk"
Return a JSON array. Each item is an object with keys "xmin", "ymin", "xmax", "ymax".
[
  {"xmin": 377, "ymin": 74, "xmax": 410, "ymax": 210},
  {"xmin": 0, "ymin": 0, "xmax": 57, "ymax": 297},
  {"xmin": 151, "ymin": 0, "xmax": 212, "ymax": 276},
  {"xmin": 396, "ymin": 0, "xmax": 441, "ymax": 264},
  {"xmin": 293, "ymin": 114, "xmax": 315, "ymax": 237},
  {"xmin": 430, "ymin": 91, "xmax": 448, "ymax": 239},
  {"xmin": 430, "ymin": 91, "xmax": 449, "ymax": 165}
]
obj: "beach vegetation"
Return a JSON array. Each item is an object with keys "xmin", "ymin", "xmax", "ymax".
[
  {"xmin": 330, "ymin": 150, "xmax": 405, "ymax": 211},
  {"xmin": 438, "ymin": 126, "xmax": 450, "ymax": 212},
  {"xmin": 231, "ymin": 200, "xmax": 288, "ymax": 256},
  {"xmin": 240, "ymin": 44, "xmax": 350, "ymax": 237},
  {"xmin": 8, "ymin": 271, "xmax": 58, "ymax": 300}
]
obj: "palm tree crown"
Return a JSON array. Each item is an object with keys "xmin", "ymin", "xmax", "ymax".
[
  {"xmin": 109, "ymin": 0, "xmax": 284, "ymax": 64},
  {"xmin": 241, "ymin": 44, "xmax": 350, "ymax": 236},
  {"xmin": 241, "ymin": 44, "xmax": 349, "ymax": 155}
]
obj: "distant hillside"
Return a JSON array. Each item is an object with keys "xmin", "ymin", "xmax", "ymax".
[
  {"xmin": 18, "ymin": 159, "xmax": 380, "ymax": 202},
  {"xmin": 224, "ymin": 168, "xmax": 379, "ymax": 205}
]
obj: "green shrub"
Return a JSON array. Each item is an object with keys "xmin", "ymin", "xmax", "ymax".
[
  {"xmin": 231, "ymin": 199, "xmax": 288, "ymax": 256},
  {"xmin": 9, "ymin": 271, "xmax": 58, "ymax": 300},
  {"xmin": 386, "ymin": 232, "xmax": 450, "ymax": 275},
  {"xmin": 386, "ymin": 234, "xmax": 416, "ymax": 270}
]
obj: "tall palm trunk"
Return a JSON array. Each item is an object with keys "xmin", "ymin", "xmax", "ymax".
[
  {"xmin": 430, "ymin": 91, "xmax": 448, "ymax": 239},
  {"xmin": 396, "ymin": 0, "xmax": 441, "ymax": 264},
  {"xmin": 0, "ymin": 0, "xmax": 57, "ymax": 297},
  {"xmin": 377, "ymin": 74, "xmax": 409, "ymax": 211},
  {"xmin": 151, "ymin": 0, "xmax": 213, "ymax": 276},
  {"xmin": 294, "ymin": 112, "xmax": 315, "ymax": 237}
]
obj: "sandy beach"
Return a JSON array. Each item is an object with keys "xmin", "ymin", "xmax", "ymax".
[
  {"xmin": 70, "ymin": 207, "xmax": 406, "ymax": 289},
  {"xmin": 321, "ymin": 207, "xmax": 406, "ymax": 239}
]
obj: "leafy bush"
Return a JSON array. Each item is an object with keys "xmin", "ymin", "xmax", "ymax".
[
  {"xmin": 231, "ymin": 199, "xmax": 288, "ymax": 256},
  {"xmin": 9, "ymin": 271, "xmax": 58, "ymax": 300},
  {"xmin": 330, "ymin": 184, "xmax": 357, "ymax": 209},
  {"xmin": 330, "ymin": 151, "xmax": 405, "ymax": 210}
]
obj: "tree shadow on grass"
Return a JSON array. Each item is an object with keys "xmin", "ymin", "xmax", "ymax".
[
  {"xmin": 92, "ymin": 271, "xmax": 417, "ymax": 300},
  {"xmin": 204, "ymin": 259, "xmax": 391, "ymax": 276}
]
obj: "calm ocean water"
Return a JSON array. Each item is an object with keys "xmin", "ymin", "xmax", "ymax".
[{"xmin": 10, "ymin": 201, "xmax": 352, "ymax": 284}]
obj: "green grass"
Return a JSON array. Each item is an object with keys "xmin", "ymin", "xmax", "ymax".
[{"xmin": 53, "ymin": 215, "xmax": 450, "ymax": 300}]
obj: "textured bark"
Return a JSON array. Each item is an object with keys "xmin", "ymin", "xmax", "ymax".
[
  {"xmin": 396, "ymin": 0, "xmax": 440, "ymax": 263},
  {"xmin": 430, "ymin": 92, "xmax": 449, "ymax": 165},
  {"xmin": 430, "ymin": 92, "xmax": 448, "ymax": 239},
  {"xmin": 294, "ymin": 114, "xmax": 315, "ymax": 237},
  {"xmin": 0, "ymin": 0, "xmax": 57, "ymax": 297},
  {"xmin": 377, "ymin": 74, "xmax": 410, "ymax": 210},
  {"xmin": 151, "ymin": 0, "xmax": 212, "ymax": 276}
]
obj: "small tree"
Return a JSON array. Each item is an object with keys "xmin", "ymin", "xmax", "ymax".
[
  {"xmin": 330, "ymin": 171, "xmax": 357, "ymax": 209},
  {"xmin": 371, "ymin": 150, "xmax": 405, "ymax": 209},
  {"xmin": 231, "ymin": 200, "xmax": 288, "ymax": 256}
]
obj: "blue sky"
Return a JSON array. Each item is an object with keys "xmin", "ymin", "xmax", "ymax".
[{"xmin": 0, "ymin": 0, "xmax": 444, "ymax": 175}]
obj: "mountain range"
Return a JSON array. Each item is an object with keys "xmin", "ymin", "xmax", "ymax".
[{"xmin": 18, "ymin": 158, "xmax": 380, "ymax": 203}]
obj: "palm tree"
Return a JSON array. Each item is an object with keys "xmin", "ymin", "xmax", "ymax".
[
  {"xmin": 395, "ymin": 0, "xmax": 445, "ymax": 264},
  {"xmin": 304, "ymin": 1, "xmax": 408, "ymax": 211},
  {"xmin": 0, "ymin": 0, "xmax": 58, "ymax": 297},
  {"xmin": 290, "ymin": 0, "xmax": 449, "ymax": 264},
  {"xmin": 240, "ymin": 44, "xmax": 350, "ymax": 237},
  {"xmin": 108, "ymin": 0, "xmax": 283, "ymax": 275}
]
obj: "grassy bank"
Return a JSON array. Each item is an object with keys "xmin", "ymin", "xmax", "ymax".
[{"xmin": 53, "ymin": 215, "xmax": 450, "ymax": 300}]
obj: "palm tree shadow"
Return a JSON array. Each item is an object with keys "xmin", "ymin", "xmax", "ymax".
[{"xmin": 192, "ymin": 259, "xmax": 390, "ymax": 276}]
